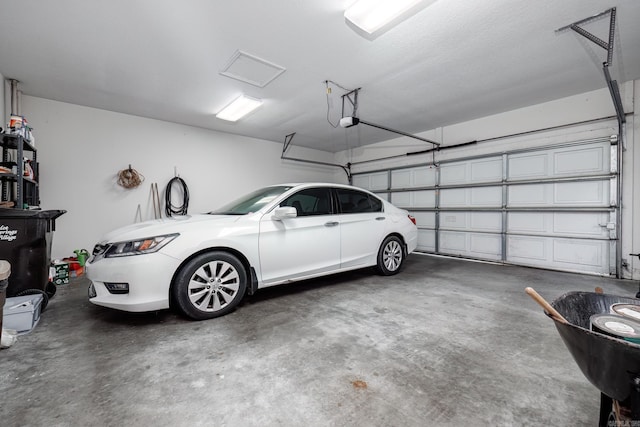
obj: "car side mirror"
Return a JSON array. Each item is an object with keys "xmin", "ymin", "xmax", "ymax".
[{"xmin": 273, "ymin": 206, "xmax": 297, "ymax": 220}]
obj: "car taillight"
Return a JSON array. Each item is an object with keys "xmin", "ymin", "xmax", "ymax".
[{"xmin": 408, "ymin": 215, "xmax": 417, "ymax": 225}]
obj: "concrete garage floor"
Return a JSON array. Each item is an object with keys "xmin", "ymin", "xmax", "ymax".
[{"xmin": 1, "ymin": 254, "xmax": 636, "ymax": 426}]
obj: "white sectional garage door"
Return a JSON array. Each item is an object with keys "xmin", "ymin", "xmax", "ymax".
[{"xmin": 352, "ymin": 135, "xmax": 619, "ymax": 276}]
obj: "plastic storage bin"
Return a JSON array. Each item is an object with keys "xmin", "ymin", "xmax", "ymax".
[
  {"xmin": 0, "ymin": 209, "xmax": 65, "ymax": 296},
  {"xmin": 3, "ymin": 293, "xmax": 43, "ymax": 334}
]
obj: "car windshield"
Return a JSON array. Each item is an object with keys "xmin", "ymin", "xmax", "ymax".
[{"xmin": 209, "ymin": 186, "xmax": 293, "ymax": 215}]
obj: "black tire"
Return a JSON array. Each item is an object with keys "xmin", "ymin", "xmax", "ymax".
[
  {"xmin": 45, "ymin": 281, "xmax": 57, "ymax": 299},
  {"xmin": 376, "ymin": 235, "xmax": 405, "ymax": 276},
  {"xmin": 15, "ymin": 288, "xmax": 50, "ymax": 312},
  {"xmin": 172, "ymin": 251, "xmax": 247, "ymax": 320}
]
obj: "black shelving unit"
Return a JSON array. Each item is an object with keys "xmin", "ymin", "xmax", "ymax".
[{"xmin": 0, "ymin": 134, "xmax": 39, "ymax": 209}]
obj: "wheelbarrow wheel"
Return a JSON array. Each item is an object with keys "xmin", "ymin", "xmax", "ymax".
[{"xmin": 15, "ymin": 288, "xmax": 49, "ymax": 312}]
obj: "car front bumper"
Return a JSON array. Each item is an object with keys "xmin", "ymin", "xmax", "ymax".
[{"xmin": 86, "ymin": 252, "xmax": 181, "ymax": 312}]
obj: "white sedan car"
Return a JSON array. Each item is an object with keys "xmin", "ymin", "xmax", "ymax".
[{"xmin": 87, "ymin": 183, "xmax": 418, "ymax": 320}]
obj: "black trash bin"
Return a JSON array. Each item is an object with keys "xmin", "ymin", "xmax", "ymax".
[
  {"xmin": 0, "ymin": 260, "xmax": 9, "ymax": 343},
  {"xmin": 0, "ymin": 209, "xmax": 65, "ymax": 297}
]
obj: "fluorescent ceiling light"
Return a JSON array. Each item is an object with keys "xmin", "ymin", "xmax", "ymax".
[
  {"xmin": 216, "ymin": 95, "xmax": 263, "ymax": 122},
  {"xmin": 344, "ymin": 0, "xmax": 436, "ymax": 39}
]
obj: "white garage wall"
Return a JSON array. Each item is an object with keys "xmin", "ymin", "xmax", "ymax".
[
  {"xmin": 22, "ymin": 96, "xmax": 338, "ymax": 259},
  {"xmin": 336, "ymin": 81, "xmax": 638, "ymax": 280}
]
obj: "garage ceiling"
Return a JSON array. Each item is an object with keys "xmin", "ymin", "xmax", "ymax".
[{"xmin": 0, "ymin": 0, "xmax": 638, "ymax": 153}]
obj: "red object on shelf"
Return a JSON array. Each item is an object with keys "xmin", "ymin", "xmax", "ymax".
[{"xmin": 63, "ymin": 257, "xmax": 84, "ymax": 276}]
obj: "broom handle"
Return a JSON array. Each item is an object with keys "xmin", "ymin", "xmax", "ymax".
[{"xmin": 525, "ymin": 287, "xmax": 568, "ymax": 324}]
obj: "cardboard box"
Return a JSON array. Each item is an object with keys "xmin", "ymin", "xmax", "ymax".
[
  {"xmin": 52, "ymin": 262, "xmax": 70, "ymax": 285},
  {"xmin": 3, "ymin": 294, "xmax": 43, "ymax": 335}
]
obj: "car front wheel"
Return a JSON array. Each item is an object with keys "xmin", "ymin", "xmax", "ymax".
[
  {"xmin": 376, "ymin": 235, "xmax": 405, "ymax": 276},
  {"xmin": 172, "ymin": 251, "xmax": 247, "ymax": 320}
]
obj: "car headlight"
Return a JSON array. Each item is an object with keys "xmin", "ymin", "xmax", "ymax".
[{"xmin": 103, "ymin": 234, "xmax": 179, "ymax": 258}]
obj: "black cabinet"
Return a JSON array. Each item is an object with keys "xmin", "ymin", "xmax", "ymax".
[{"xmin": 0, "ymin": 134, "xmax": 39, "ymax": 209}]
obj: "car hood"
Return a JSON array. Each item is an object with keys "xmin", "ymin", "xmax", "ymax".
[{"xmin": 98, "ymin": 214, "xmax": 247, "ymax": 243}]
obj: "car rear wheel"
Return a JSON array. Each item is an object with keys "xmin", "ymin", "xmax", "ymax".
[
  {"xmin": 376, "ymin": 235, "xmax": 404, "ymax": 276},
  {"xmin": 172, "ymin": 251, "xmax": 247, "ymax": 320}
]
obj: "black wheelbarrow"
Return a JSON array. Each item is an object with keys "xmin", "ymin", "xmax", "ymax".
[{"xmin": 528, "ymin": 288, "xmax": 640, "ymax": 425}]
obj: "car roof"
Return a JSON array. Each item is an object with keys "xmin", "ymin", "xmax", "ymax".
[{"xmin": 273, "ymin": 182, "xmax": 367, "ymax": 191}]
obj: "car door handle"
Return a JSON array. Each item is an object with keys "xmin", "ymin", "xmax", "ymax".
[
  {"xmin": 376, "ymin": 217, "xmax": 386, "ymax": 221},
  {"xmin": 324, "ymin": 221, "xmax": 339, "ymax": 227}
]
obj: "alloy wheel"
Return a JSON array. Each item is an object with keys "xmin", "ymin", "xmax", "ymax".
[
  {"xmin": 188, "ymin": 260, "xmax": 240, "ymax": 312},
  {"xmin": 383, "ymin": 240, "xmax": 403, "ymax": 271}
]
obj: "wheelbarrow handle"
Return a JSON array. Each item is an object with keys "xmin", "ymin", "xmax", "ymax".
[{"xmin": 525, "ymin": 287, "xmax": 568, "ymax": 324}]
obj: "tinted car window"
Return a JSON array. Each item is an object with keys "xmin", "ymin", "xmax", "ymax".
[
  {"xmin": 280, "ymin": 188, "xmax": 332, "ymax": 216},
  {"xmin": 369, "ymin": 195, "xmax": 382, "ymax": 212},
  {"xmin": 336, "ymin": 188, "xmax": 383, "ymax": 213}
]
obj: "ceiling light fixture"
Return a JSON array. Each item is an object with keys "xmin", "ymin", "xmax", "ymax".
[
  {"xmin": 216, "ymin": 95, "xmax": 263, "ymax": 122},
  {"xmin": 344, "ymin": 0, "xmax": 437, "ymax": 39}
]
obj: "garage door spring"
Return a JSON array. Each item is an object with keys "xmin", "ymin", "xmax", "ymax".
[{"xmin": 165, "ymin": 176, "xmax": 189, "ymax": 216}]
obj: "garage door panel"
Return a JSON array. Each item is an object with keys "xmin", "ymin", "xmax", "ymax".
[
  {"xmin": 508, "ymin": 236, "xmax": 547, "ymax": 261},
  {"xmin": 509, "ymin": 154, "xmax": 547, "ymax": 179},
  {"xmin": 509, "ymin": 181, "xmax": 608, "ymax": 207},
  {"xmin": 470, "ymin": 234, "xmax": 501, "ymax": 257},
  {"xmin": 440, "ymin": 211, "xmax": 467, "ymax": 229},
  {"xmin": 392, "ymin": 192, "xmax": 410, "ymax": 206},
  {"xmin": 413, "ymin": 167, "xmax": 437, "ymax": 187},
  {"xmin": 441, "ymin": 187, "xmax": 501, "ymax": 207},
  {"xmin": 440, "ymin": 188, "xmax": 465, "ymax": 206},
  {"xmin": 554, "ymin": 146, "xmax": 606, "ymax": 175},
  {"xmin": 509, "ymin": 212, "xmax": 610, "ymax": 238},
  {"xmin": 440, "ymin": 157, "xmax": 502, "ymax": 185},
  {"xmin": 391, "ymin": 166, "xmax": 436, "ymax": 188},
  {"xmin": 440, "ymin": 211, "xmax": 501, "ymax": 232},
  {"xmin": 391, "ymin": 170, "xmax": 411, "ymax": 188},
  {"xmin": 509, "ymin": 212, "xmax": 547, "ymax": 233},
  {"xmin": 509, "ymin": 184, "xmax": 546, "ymax": 205},
  {"xmin": 554, "ymin": 181, "xmax": 606, "ymax": 205},
  {"xmin": 353, "ymin": 172, "xmax": 388, "ymax": 191},
  {"xmin": 509, "ymin": 142, "xmax": 609, "ymax": 181},
  {"xmin": 417, "ymin": 230, "xmax": 435, "ymax": 251},
  {"xmin": 377, "ymin": 192, "xmax": 389, "ymax": 201},
  {"xmin": 553, "ymin": 240, "xmax": 603, "ymax": 267},
  {"xmin": 441, "ymin": 231, "xmax": 466, "ymax": 251},
  {"xmin": 471, "ymin": 212, "xmax": 502, "ymax": 231},
  {"xmin": 352, "ymin": 175, "xmax": 369, "ymax": 190},
  {"xmin": 471, "ymin": 158, "xmax": 502, "ymax": 182},
  {"xmin": 412, "ymin": 212, "xmax": 435, "ymax": 228},
  {"xmin": 391, "ymin": 190, "xmax": 435, "ymax": 208},
  {"xmin": 440, "ymin": 163, "xmax": 467, "ymax": 185},
  {"xmin": 414, "ymin": 190, "xmax": 436, "ymax": 206},
  {"xmin": 471, "ymin": 187, "xmax": 502, "ymax": 206},
  {"xmin": 508, "ymin": 236, "xmax": 609, "ymax": 274},
  {"xmin": 552, "ymin": 212, "xmax": 609, "ymax": 237},
  {"xmin": 440, "ymin": 231, "xmax": 502, "ymax": 260}
]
